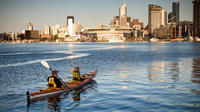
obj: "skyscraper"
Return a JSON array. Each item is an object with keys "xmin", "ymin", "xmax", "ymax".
[
  {"xmin": 172, "ymin": 1, "xmax": 180, "ymax": 24},
  {"xmin": 28, "ymin": 23, "xmax": 33, "ymax": 30},
  {"xmin": 77, "ymin": 22, "xmax": 83, "ymax": 33},
  {"xmin": 67, "ymin": 16, "xmax": 75, "ymax": 36},
  {"xmin": 44, "ymin": 25, "xmax": 50, "ymax": 34},
  {"xmin": 193, "ymin": 0, "xmax": 200, "ymax": 38},
  {"xmin": 119, "ymin": 2, "xmax": 127, "ymax": 27},
  {"xmin": 148, "ymin": 4, "xmax": 167, "ymax": 34},
  {"xmin": 168, "ymin": 12, "xmax": 173, "ymax": 23},
  {"xmin": 52, "ymin": 24, "xmax": 59, "ymax": 36}
]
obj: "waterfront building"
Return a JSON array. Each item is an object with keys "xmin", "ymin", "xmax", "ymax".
[
  {"xmin": 0, "ymin": 33, "xmax": 12, "ymax": 41},
  {"xmin": 25, "ymin": 30, "xmax": 41, "ymax": 39},
  {"xmin": 77, "ymin": 22, "xmax": 83, "ymax": 33},
  {"xmin": 86, "ymin": 1, "xmax": 132, "ymax": 41},
  {"xmin": 193, "ymin": 0, "xmax": 200, "ymax": 39},
  {"xmin": 148, "ymin": 4, "xmax": 167, "ymax": 34},
  {"xmin": 111, "ymin": 16, "xmax": 120, "ymax": 27},
  {"xmin": 119, "ymin": 2, "xmax": 127, "ymax": 27},
  {"xmin": 179, "ymin": 21, "xmax": 193, "ymax": 38},
  {"xmin": 52, "ymin": 24, "xmax": 59, "ymax": 36},
  {"xmin": 168, "ymin": 12, "xmax": 173, "ymax": 23},
  {"xmin": 67, "ymin": 16, "xmax": 75, "ymax": 36},
  {"xmin": 63, "ymin": 24, "xmax": 68, "ymax": 35},
  {"xmin": 28, "ymin": 23, "xmax": 33, "ymax": 30},
  {"xmin": 44, "ymin": 25, "xmax": 51, "ymax": 34},
  {"xmin": 172, "ymin": 1, "xmax": 180, "ymax": 24},
  {"xmin": 87, "ymin": 27, "xmax": 131, "ymax": 41},
  {"xmin": 129, "ymin": 19, "xmax": 144, "ymax": 30},
  {"xmin": 41, "ymin": 34, "xmax": 51, "ymax": 39},
  {"xmin": 58, "ymin": 29, "xmax": 66, "ymax": 38}
]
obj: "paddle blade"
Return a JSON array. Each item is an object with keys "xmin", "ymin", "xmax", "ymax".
[{"xmin": 41, "ymin": 60, "xmax": 50, "ymax": 69}]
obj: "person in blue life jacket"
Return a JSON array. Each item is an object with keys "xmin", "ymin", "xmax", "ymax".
[
  {"xmin": 47, "ymin": 70, "xmax": 63, "ymax": 89},
  {"xmin": 70, "ymin": 66, "xmax": 84, "ymax": 81}
]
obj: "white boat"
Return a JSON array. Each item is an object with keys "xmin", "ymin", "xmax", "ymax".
[
  {"xmin": 195, "ymin": 36, "xmax": 200, "ymax": 42},
  {"xmin": 189, "ymin": 36, "xmax": 194, "ymax": 42},
  {"xmin": 108, "ymin": 39, "xmax": 124, "ymax": 43},
  {"xmin": 150, "ymin": 38, "xmax": 159, "ymax": 42}
]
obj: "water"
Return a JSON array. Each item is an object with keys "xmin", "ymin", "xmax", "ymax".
[{"xmin": 0, "ymin": 42, "xmax": 200, "ymax": 112}]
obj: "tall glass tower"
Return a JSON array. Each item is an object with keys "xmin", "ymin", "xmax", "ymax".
[
  {"xmin": 172, "ymin": 1, "xmax": 180, "ymax": 24},
  {"xmin": 67, "ymin": 16, "xmax": 75, "ymax": 36}
]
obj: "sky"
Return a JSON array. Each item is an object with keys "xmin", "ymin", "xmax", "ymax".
[{"xmin": 0, "ymin": 0, "xmax": 193, "ymax": 33}]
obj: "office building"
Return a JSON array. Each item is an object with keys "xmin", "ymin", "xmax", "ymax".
[
  {"xmin": 44, "ymin": 25, "xmax": 51, "ymax": 34},
  {"xmin": 193, "ymin": 0, "xmax": 200, "ymax": 38},
  {"xmin": 28, "ymin": 23, "xmax": 33, "ymax": 30},
  {"xmin": 129, "ymin": 19, "xmax": 144, "ymax": 30},
  {"xmin": 67, "ymin": 16, "xmax": 75, "ymax": 36},
  {"xmin": 119, "ymin": 2, "xmax": 127, "ymax": 27},
  {"xmin": 111, "ymin": 16, "xmax": 120, "ymax": 27},
  {"xmin": 172, "ymin": 1, "xmax": 180, "ymax": 24},
  {"xmin": 148, "ymin": 4, "xmax": 167, "ymax": 34},
  {"xmin": 25, "ymin": 30, "xmax": 41, "ymax": 39},
  {"xmin": 52, "ymin": 24, "xmax": 59, "ymax": 35},
  {"xmin": 77, "ymin": 22, "xmax": 83, "ymax": 33},
  {"xmin": 168, "ymin": 12, "xmax": 173, "ymax": 23}
]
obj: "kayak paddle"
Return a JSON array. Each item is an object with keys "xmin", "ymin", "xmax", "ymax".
[
  {"xmin": 41, "ymin": 60, "xmax": 52, "ymax": 71},
  {"xmin": 40, "ymin": 60, "xmax": 71, "ymax": 90}
]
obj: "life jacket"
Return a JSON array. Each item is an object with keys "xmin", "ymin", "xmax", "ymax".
[
  {"xmin": 73, "ymin": 72, "xmax": 80, "ymax": 80},
  {"xmin": 48, "ymin": 76, "xmax": 57, "ymax": 88}
]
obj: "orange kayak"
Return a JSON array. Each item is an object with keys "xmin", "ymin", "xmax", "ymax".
[{"xmin": 26, "ymin": 69, "xmax": 98, "ymax": 104}]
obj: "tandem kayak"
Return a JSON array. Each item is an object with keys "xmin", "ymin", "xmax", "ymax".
[{"xmin": 26, "ymin": 69, "xmax": 98, "ymax": 104}]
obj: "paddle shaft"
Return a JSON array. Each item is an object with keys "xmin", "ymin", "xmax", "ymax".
[
  {"xmin": 57, "ymin": 76, "xmax": 70, "ymax": 89},
  {"xmin": 40, "ymin": 61, "xmax": 71, "ymax": 89}
]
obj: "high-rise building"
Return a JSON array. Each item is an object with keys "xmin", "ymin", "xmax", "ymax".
[
  {"xmin": 148, "ymin": 4, "xmax": 167, "ymax": 34},
  {"xmin": 28, "ymin": 23, "xmax": 33, "ymax": 30},
  {"xmin": 44, "ymin": 25, "xmax": 51, "ymax": 34},
  {"xmin": 111, "ymin": 16, "xmax": 120, "ymax": 27},
  {"xmin": 77, "ymin": 22, "xmax": 83, "ymax": 33},
  {"xmin": 119, "ymin": 2, "xmax": 127, "ymax": 27},
  {"xmin": 67, "ymin": 16, "xmax": 75, "ymax": 36},
  {"xmin": 129, "ymin": 19, "xmax": 144, "ymax": 30},
  {"xmin": 172, "ymin": 1, "xmax": 180, "ymax": 24},
  {"xmin": 168, "ymin": 12, "xmax": 173, "ymax": 23},
  {"xmin": 25, "ymin": 30, "xmax": 41, "ymax": 39},
  {"xmin": 52, "ymin": 24, "xmax": 59, "ymax": 35},
  {"xmin": 193, "ymin": 0, "xmax": 200, "ymax": 38}
]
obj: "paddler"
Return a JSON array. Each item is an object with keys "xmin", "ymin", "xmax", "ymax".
[
  {"xmin": 70, "ymin": 66, "xmax": 84, "ymax": 81},
  {"xmin": 47, "ymin": 70, "xmax": 63, "ymax": 89}
]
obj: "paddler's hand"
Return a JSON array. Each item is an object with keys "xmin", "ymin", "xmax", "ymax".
[{"xmin": 61, "ymin": 85, "xmax": 69, "ymax": 90}]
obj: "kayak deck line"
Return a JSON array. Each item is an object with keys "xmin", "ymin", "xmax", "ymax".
[{"xmin": 26, "ymin": 69, "xmax": 98, "ymax": 104}]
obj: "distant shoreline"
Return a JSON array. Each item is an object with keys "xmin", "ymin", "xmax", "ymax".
[{"xmin": 0, "ymin": 40, "xmax": 196, "ymax": 44}]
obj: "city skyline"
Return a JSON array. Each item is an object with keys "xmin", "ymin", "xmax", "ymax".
[{"xmin": 0, "ymin": 0, "xmax": 193, "ymax": 33}]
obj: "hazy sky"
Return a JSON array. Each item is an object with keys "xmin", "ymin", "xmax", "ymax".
[{"xmin": 0, "ymin": 0, "xmax": 193, "ymax": 33}]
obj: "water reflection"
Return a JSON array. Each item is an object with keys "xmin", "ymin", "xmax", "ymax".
[
  {"xmin": 192, "ymin": 57, "xmax": 200, "ymax": 79},
  {"xmin": 47, "ymin": 80, "xmax": 97, "ymax": 111},
  {"xmin": 47, "ymin": 97, "xmax": 62, "ymax": 112},
  {"xmin": 168, "ymin": 62, "xmax": 180, "ymax": 82},
  {"xmin": 71, "ymin": 80, "xmax": 97, "ymax": 103},
  {"xmin": 191, "ymin": 57, "xmax": 200, "ymax": 95},
  {"xmin": 148, "ymin": 61, "xmax": 167, "ymax": 83},
  {"xmin": 148, "ymin": 61, "xmax": 180, "ymax": 88}
]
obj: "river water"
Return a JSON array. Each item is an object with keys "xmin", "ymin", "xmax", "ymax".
[{"xmin": 0, "ymin": 42, "xmax": 200, "ymax": 112}]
